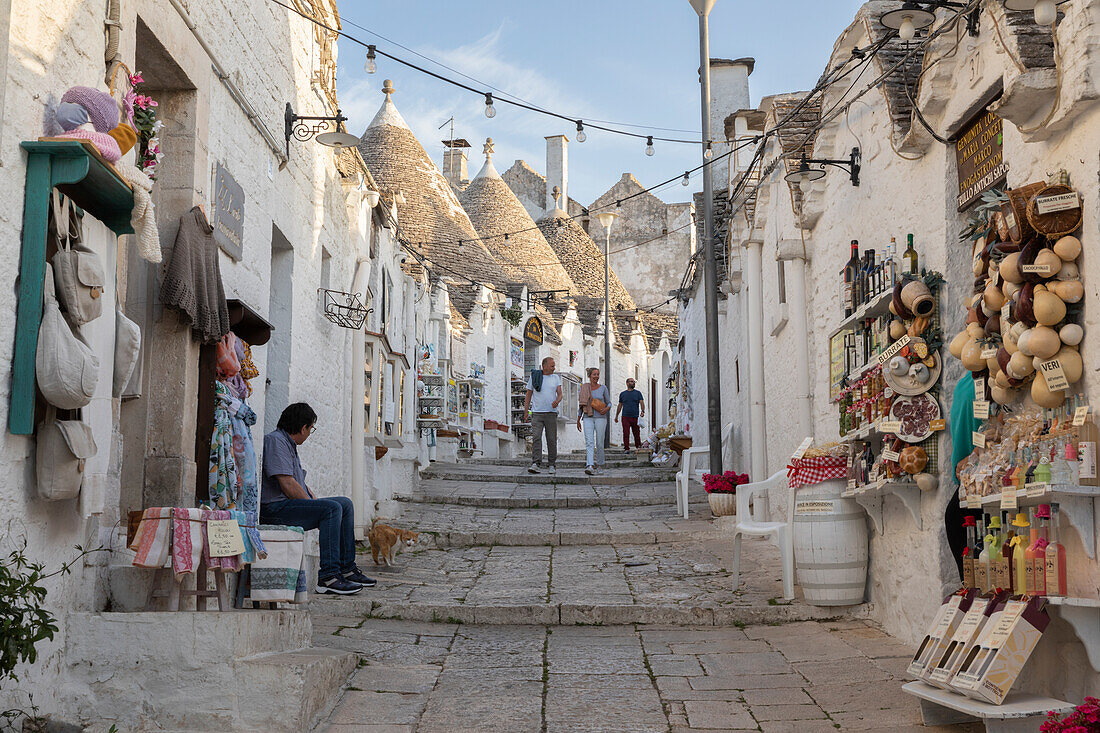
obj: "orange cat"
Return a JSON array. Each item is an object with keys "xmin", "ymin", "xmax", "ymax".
[{"xmin": 367, "ymin": 519, "xmax": 419, "ymax": 566}]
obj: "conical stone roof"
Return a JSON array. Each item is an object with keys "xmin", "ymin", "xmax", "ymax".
[
  {"xmin": 357, "ymin": 81, "xmax": 508, "ymax": 288},
  {"xmin": 459, "ymin": 139, "xmax": 576, "ymax": 295},
  {"xmin": 537, "ymin": 208, "xmax": 636, "ymax": 314}
]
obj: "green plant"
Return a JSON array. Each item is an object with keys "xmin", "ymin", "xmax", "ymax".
[{"xmin": 499, "ymin": 304, "xmax": 523, "ymax": 328}]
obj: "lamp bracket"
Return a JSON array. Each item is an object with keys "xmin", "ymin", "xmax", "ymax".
[
  {"xmin": 804, "ymin": 147, "xmax": 862, "ymax": 187},
  {"xmin": 284, "ymin": 103, "xmax": 350, "ymax": 158}
]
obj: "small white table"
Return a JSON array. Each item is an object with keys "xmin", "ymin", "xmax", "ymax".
[{"xmin": 903, "ymin": 681, "xmax": 1074, "ymax": 732}]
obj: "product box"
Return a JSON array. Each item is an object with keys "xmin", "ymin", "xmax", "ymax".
[
  {"xmin": 907, "ymin": 590, "xmax": 973, "ymax": 680},
  {"xmin": 926, "ymin": 591, "xmax": 1003, "ymax": 689},
  {"xmin": 950, "ymin": 596, "xmax": 1050, "ymax": 704}
]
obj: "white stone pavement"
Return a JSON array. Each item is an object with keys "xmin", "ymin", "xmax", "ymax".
[{"xmin": 310, "ymin": 456, "xmax": 978, "ymax": 732}]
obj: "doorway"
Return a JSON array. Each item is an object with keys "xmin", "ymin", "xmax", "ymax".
[{"xmin": 265, "ymin": 225, "xmax": 293, "ymax": 433}]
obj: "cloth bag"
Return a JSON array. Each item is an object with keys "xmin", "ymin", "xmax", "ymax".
[
  {"xmin": 36, "ymin": 406, "xmax": 97, "ymax": 500},
  {"xmin": 50, "ymin": 192, "xmax": 105, "ymax": 326},
  {"xmin": 113, "ymin": 303, "xmax": 141, "ymax": 398},
  {"xmin": 37, "ymin": 263, "xmax": 99, "ymax": 409}
]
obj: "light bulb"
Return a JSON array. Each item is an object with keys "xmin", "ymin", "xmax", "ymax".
[
  {"xmin": 1035, "ymin": 0, "xmax": 1057, "ymax": 25},
  {"xmin": 899, "ymin": 16, "xmax": 916, "ymax": 41},
  {"xmin": 704, "ymin": 142, "xmax": 713, "ymax": 159},
  {"xmin": 645, "ymin": 136, "xmax": 655, "ymax": 156},
  {"xmin": 576, "ymin": 121, "xmax": 586, "ymax": 143},
  {"xmin": 365, "ymin": 45, "xmax": 377, "ymax": 74},
  {"xmin": 799, "ymin": 173, "xmax": 812, "ymax": 194},
  {"xmin": 484, "ymin": 93, "xmax": 496, "ymax": 119},
  {"xmin": 681, "ymin": 171, "xmax": 690, "ymax": 187}
]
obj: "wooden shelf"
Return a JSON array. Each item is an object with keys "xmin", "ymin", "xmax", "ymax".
[
  {"xmin": 902, "ymin": 681, "xmax": 1073, "ymax": 731},
  {"xmin": 844, "ymin": 479, "xmax": 922, "ymax": 533},
  {"xmin": 10, "ymin": 140, "xmax": 136, "ymax": 435},
  {"xmin": 972, "ymin": 484, "xmax": 1099, "ymax": 559}
]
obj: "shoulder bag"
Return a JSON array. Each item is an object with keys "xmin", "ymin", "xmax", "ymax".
[
  {"xmin": 37, "ymin": 263, "xmax": 100, "ymax": 409},
  {"xmin": 36, "ymin": 406, "xmax": 97, "ymax": 501},
  {"xmin": 50, "ymin": 191, "xmax": 105, "ymax": 326}
]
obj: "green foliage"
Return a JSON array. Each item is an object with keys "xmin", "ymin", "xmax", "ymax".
[
  {"xmin": 499, "ymin": 305, "xmax": 523, "ymax": 328},
  {"xmin": 959, "ymin": 187, "xmax": 1008, "ymax": 243},
  {"xmin": 0, "ymin": 543, "xmax": 60, "ymax": 685}
]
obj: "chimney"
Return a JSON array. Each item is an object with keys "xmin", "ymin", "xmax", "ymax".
[
  {"xmin": 442, "ymin": 138, "xmax": 471, "ymax": 190},
  {"xmin": 545, "ymin": 134, "xmax": 568, "ymax": 212},
  {"xmin": 707, "ymin": 57, "xmax": 754, "ymax": 190}
]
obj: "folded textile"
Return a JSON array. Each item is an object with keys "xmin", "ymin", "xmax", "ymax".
[
  {"xmin": 232, "ymin": 509, "xmax": 267, "ymax": 563},
  {"xmin": 171, "ymin": 507, "xmax": 203, "ymax": 579},
  {"xmin": 130, "ymin": 507, "xmax": 172, "ymax": 568},
  {"xmin": 250, "ymin": 525, "xmax": 306, "ymax": 603},
  {"xmin": 200, "ymin": 508, "xmax": 242, "ymax": 572}
]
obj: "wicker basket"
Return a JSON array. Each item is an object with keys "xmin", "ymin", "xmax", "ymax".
[
  {"xmin": 708, "ymin": 492, "xmax": 736, "ymax": 516},
  {"xmin": 1026, "ymin": 183, "xmax": 1082, "ymax": 238},
  {"xmin": 1002, "ymin": 182, "xmax": 1046, "ymax": 244}
]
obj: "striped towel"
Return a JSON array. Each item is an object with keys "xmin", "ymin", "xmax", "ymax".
[
  {"xmin": 130, "ymin": 507, "xmax": 172, "ymax": 568},
  {"xmin": 172, "ymin": 507, "xmax": 204, "ymax": 579},
  {"xmin": 250, "ymin": 525, "xmax": 306, "ymax": 603}
]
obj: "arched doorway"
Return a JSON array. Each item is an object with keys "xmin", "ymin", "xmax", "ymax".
[{"xmin": 523, "ymin": 316, "xmax": 544, "ymax": 376}]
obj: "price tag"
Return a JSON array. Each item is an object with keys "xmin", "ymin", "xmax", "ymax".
[
  {"xmin": 979, "ymin": 348, "xmax": 998, "ymax": 360},
  {"xmin": 974, "ymin": 376, "xmax": 986, "ymax": 395},
  {"xmin": 1021, "ymin": 264, "xmax": 1053, "ymax": 275},
  {"xmin": 1025, "ymin": 482, "xmax": 1050, "ymax": 498},
  {"xmin": 1004, "ymin": 210, "xmax": 1018, "ymax": 231},
  {"xmin": 930, "ymin": 418, "xmax": 946, "ymax": 431},
  {"xmin": 791, "ymin": 436, "xmax": 814, "ymax": 461},
  {"xmin": 882, "ymin": 449, "xmax": 901, "ymax": 462},
  {"xmin": 972, "ymin": 431, "xmax": 986, "ymax": 448},
  {"xmin": 1035, "ymin": 191, "xmax": 1081, "ymax": 215},
  {"xmin": 1001, "ymin": 301, "xmax": 1011, "ymax": 321},
  {"xmin": 969, "ymin": 495, "xmax": 982, "ymax": 509},
  {"xmin": 972, "ymin": 401, "xmax": 990, "ymax": 420},
  {"xmin": 1074, "ymin": 405, "xmax": 1090, "ymax": 426},
  {"xmin": 1001, "ymin": 485, "xmax": 1018, "ymax": 509},
  {"xmin": 847, "ymin": 478, "xmax": 857, "ymax": 490},
  {"xmin": 206, "ymin": 519, "xmax": 246, "ymax": 558},
  {"xmin": 1038, "ymin": 359, "xmax": 1069, "ymax": 391},
  {"xmin": 877, "ymin": 335, "xmax": 911, "ymax": 365},
  {"xmin": 879, "ymin": 420, "xmax": 903, "ymax": 434}
]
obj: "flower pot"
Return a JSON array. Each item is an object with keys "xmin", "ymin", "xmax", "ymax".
[{"xmin": 708, "ymin": 492, "xmax": 736, "ymax": 516}]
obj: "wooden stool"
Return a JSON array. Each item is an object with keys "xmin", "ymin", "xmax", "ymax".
[{"xmin": 145, "ymin": 560, "xmax": 233, "ymax": 611}]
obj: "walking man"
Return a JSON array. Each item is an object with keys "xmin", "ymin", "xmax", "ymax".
[
  {"xmin": 524, "ymin": 356, "xmax": 562, "ymax": 474},
  {"xmin": 260, "ymin": 403, "xmax": 377, "ymax": 595},
  {"xmin": 615, "ymin": 378, "xmax": 646, "ymax": 453}
]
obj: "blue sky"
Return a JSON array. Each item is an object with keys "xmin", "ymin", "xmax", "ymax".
[{"xmin": 334, "ymin": 0, "xmax": 865, "ymax": 204}]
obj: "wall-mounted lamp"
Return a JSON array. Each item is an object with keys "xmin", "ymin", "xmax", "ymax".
[
  {"xmin": 364, "ymin": 189, "xmax": 381, "ymax": 208},
  {"xmin": 1004, "ymin": 0, "xmax": 1068, "ymax": 25},
  {"xmin": 284, "ymin": 103, "xmax": 359, "ymax": 159},
  {"xmin": 880, "ymin": 1, "xmax": 978, "ymax": 41},
  {"xmin": 783, "ymin": 148, "xmax": 861, "ymax": 192}
]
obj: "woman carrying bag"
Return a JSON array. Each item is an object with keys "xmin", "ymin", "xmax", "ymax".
[{"xmin": 577, "ymin": 367, "xmax": 611, "ymax": 475}]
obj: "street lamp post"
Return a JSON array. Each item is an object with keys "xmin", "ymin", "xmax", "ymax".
[
  {"xmin": 689, "ymin": 0, "xmax": 724, "ymax": 476},
  {"xmin": 596, "ymin": 210, "xmax": 618, "ymax": 449}
]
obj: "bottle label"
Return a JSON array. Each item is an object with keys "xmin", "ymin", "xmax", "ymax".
[
  {"xmin": 962, "ymin": 558, "xmax": 975, "ymax": 589},
  {"xmin": 1032, "ymin": 557, "xmax": 1046, "ymax": 595},
  {"xmin": 1080, "ymin": 441, "xmax": 1097, "ymax": 479},
  {"xmin": 975, "ymin": 562, "xmax": 990, "ymax": 592},
  {"xmin": 1044, "ymin": 551, "xmax": 1064, "ymax": 596},
  {"xmin": 993, "ymin": 558, "xmax": 1010, "ymax": 590},
  {"xmin": 1023, "ymin": 558, "xmax": 1034, "ymax": 594}
]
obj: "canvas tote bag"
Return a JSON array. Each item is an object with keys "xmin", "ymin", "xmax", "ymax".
[
  {"xmin": 37, "ymin": 263, "xmax": 100, "ymax": 409},
  {"xmin": 36, "ymin": 405, "xmax": 97, "ymax": 501},
  {"xmin": 50, "ymin": 191, "xmax": 105, "ymax": 326}
]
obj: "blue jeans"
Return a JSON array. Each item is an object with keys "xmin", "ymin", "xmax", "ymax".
[
  {"xmin": 583, "ymin": 416, "xmax": 607, "ymax": 467},
  {"xmin": 261, "ymin": 495, "xmax": 357, "ymax": 581}
]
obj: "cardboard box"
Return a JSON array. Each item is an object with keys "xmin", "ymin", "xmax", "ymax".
[
  {"xmin": 950, "ymin": 596, "xmax": 1050, "ymax": 704},
  {"xmin": 907, "ymin": 590, "xmax": 973, "ymax": 680},
  {"xmin": 927, "ymin": 592, "xmax": 1003, "ymax": 689}
]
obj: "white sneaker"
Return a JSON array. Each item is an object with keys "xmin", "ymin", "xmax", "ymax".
[
  {"xmin": 528, "ymin": 463, "xmax": 540, "ymax": 474},
  {"xmin": 548, "ymin": 465, "xmax": 556, "ymax": 475},
  {"xmin": 585, "ymin": 465, "xmax": 595, "ymax": 475}
]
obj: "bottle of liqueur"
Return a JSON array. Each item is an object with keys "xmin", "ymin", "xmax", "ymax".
[
  {"xmin": 843, "ymin": 240, "xmax": 860, "ymax": 317},
  {"xmin": 1024, "ymin": 507, "xmax": 1041, "ymax": 595},
  {"xmin": 993, "ymin": 512, "xmax": 1012, "ymax": 590},
  {"xmin": 975, "ymin": 514, "xmax": 992, "ymax": 593},
  {"xmin": 1044, "ymin": 503, "xmax": 1068, "ymax": 596},
  {"xmin": 861, "ymin": 249, "xmax": 876, "ymax": 307},
  {"xmin": 961, "ymin": 515, "xmax": 977, "ymax": 589},
  {"xmin": 1000, "ymin": 513, "xmax": 1018, "ymax": 593},
  {"xmin": 1078, "ymin": 414, "xmax": 1100, "ymax": 487},
  {"xmin": 1012, "ymin": 511, "xmax": 1030, "ymax": 593},
  {"xmin": 885, "ymin": 236, "xmax": 898, "ymax": 289},
  {"xmin": 903, "ymin": 233, "xmax": 919, "ymax": 276},
  {"xmin": 1032, "ymin": 504, "xmax": 1050, "ymax": 595}
]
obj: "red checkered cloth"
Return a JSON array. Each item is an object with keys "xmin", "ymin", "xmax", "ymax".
[{"xmin": 787, "ymin": 455, "xmax": 849, "ymax": 488}]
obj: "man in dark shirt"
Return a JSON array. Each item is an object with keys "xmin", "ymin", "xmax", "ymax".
[
  {"xmin": 615, "ymin": 379, "xmax": 646, "ymax": 452},
  {"xmin": 260, "ymin": 403, "xmax": 376, "ymax": 595}
]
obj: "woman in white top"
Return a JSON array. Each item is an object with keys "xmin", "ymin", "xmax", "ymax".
[{"xmin": 577, "ymin": 367, "xmax": 611, "ymax": 474}]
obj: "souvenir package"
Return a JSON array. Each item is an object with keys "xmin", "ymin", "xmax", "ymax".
[
  {"xmin": 950, "ymin": 596, "xmax": 1051, "ymax": 704},
  {"xmin": 927, "ymin": 591, "xmax": 1004, "ymax": 689},
  {"xmin": 907, "ymin": 590, "xmax": 973, "ymax": 680}
]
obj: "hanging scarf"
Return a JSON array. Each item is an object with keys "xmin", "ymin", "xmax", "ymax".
[
  {"xmin": 208, "ymin": 381, "xmax": 239, "ymax": 509},
  {"xmin": 226, "ymin": 392, "xmax": 259, "ymax": 513},
  {"xmin": 171, "ymin": 507, "xmax": 204, "ymax": 579},
  {"xmin": 130, "ymin": 507, "xmax": 172, "ymax": 568},
  {"xmin": 231, "ymin": 509, "xmax": 267, "ymax": 563}
]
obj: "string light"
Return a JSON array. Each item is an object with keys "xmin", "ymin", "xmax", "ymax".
[
  {"xmin": 645, "ymin": 136, "xmax": 655, "ymax": 156},
  {"xmin": 704, "ymin": 142, "xmax": 713, "ymax": 159},
  {"xmin": 575, "ymin": 120, "xmax": 586, "ymax": 143},
  {"xmin": 681, "ymin": 171, "xmax": 690, "ymax": 187},
  {"xmin": 364, "ymin": 44, "xmax": 377, "ymax": 74},
  {"xmin": 484, "ymin": 93, "xmax": 496, "ymax": 119}
]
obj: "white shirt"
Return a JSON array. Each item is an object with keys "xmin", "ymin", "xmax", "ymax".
[{"xmin": 527, "ymin": 372, "xmax": 563, "ymax": 413}]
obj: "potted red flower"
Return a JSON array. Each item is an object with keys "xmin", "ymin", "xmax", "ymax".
[
  {"xmin": 1042, "ymin": 697, "xmax": 1100, "ymax": 732},
  {"xmin": 702, "ymin": 471, "xmax": 750, "ymax": 516}
]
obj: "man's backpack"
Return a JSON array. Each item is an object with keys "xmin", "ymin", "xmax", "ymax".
[{"xmin": 530, "ymin": 369, "xmax": 543, "ymax": 392}]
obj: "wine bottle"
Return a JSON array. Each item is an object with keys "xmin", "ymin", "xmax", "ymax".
[
  {"xmin": 885, "ymin": 237, "xmax": 897, "ymax": 289},
  {"xmin": 843, "ymin": 240, "xmax": 860, "ymax": 316},
  {"xmin": 903, "ymin": 233, "xmax": 919, "ymax": 275}
]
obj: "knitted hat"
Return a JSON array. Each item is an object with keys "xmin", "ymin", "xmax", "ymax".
[
  {"xmin": 107, "ymin": 122, "xmax": 138, "ymax": 155},
  {"xmin": 57, "ymin": 129, "xmax": 122, "ymax": 163},
  {"xmin": 60, "ymin": 86, "xmax": 119, "ymax": 132},
  {"xmin": 55, "ymin": 102, "xmax": 89, "ymax": 132}
]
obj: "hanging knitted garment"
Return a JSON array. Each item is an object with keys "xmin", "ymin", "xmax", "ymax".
[
  {"xmin": 116, "ymin": 163, "xmax": 161, "ymax": 263},
  {"xmin": 227, "ymin": 392, "xmax": 259, "ymax": 513},
  {"xmin": 161, "ymin": 207, "xmax": 230, "ymax": 343},
  {"xmin": 208, "ymin": 381, "xmax": 239, "ymax": 509}
]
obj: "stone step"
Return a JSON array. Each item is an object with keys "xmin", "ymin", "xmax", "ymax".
[
  {"xmin": 237, "ymin": 647, "xmax": 358, "ymax": 732},
  {"xmin": 416, "ymin": 526, "xmax": 716, "ymax": 548},
  {"xmin": 422, "ymin": 468, "xmax": 676, "ymax": 485},
  {"xmin": 472, "ymin": 458, "xmax": 644, "ymax": 469},
  {"xmin": 399, "ymin": 493, "xmax": 680, "ymax": 508}
]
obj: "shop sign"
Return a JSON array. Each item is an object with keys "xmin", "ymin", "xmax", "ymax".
[
  {"xmin": 956, "ymin": 109, "xmax": 1007, "ymax": 211},
  {"xmin": 510, "ymin": 338, "xmax": 524, "ymax": 369},
  {"xmin": 214, "ymin": 163, "xmax": 245, "ymax": 260},
  {"xmin": 523, "ymin": 316, "xmax": 544, "ymax": 345}
]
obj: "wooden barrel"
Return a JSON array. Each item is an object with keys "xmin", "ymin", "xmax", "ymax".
[{"xmin": 793, "ymin": 478, "xmax": 868, "ymax": 606}]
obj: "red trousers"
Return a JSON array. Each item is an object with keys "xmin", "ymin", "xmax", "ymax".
[{"xmin": 621, "ymin": 417, "xmax": 641, "ymax": 449}]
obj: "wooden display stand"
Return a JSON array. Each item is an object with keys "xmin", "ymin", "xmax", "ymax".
[{"xmin": 145, "ymin": 560, "xmax": 232, "ymax": 612}]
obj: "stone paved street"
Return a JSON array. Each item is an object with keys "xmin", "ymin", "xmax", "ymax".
[{"xmin": 313, "ymin": 454, "xmax": 977, "ymax": 731}]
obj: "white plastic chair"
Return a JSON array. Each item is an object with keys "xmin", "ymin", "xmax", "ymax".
[
  {"xmin": 674, "ymin": 423, "xmax": 733, "ymax": 519},
  {"xmin": 730, "ymin": 469, "xmax": 795, "ymax": 601}
]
